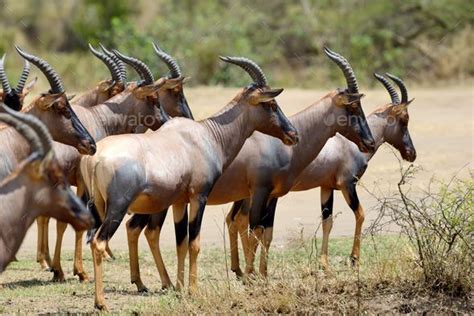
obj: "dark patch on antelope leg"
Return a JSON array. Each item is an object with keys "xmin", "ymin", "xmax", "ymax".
[
  {"xmin": 174, "ymin": 205, "xmax": 188, "ymax": 246},
  {"xmin": 147, "ymin": 209, "xmax": 168, "ymax": 230},
  {"xmin": 261, "ymin": 198, "xmax": 278, "ymax": 228},
  {"xmin": 230, "ymin": 200, "xmax": 244, "ymax": 221},
  {"xmin": 128, "ymin": 214, "xmax": 150, "ymax": 230},
  {"xmin": 322, "ymin": 190, "xmax": 334, "ymax": 220},
  {"xmin": 346, "ymin": 182, "xmax": 360, "ymax": 212}
]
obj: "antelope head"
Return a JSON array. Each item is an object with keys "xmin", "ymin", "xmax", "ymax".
[
  {"xmin": 152, "ymin": 42, "xmax": 193, "ymax": 119},
  {"xmin": 88, "ymin": 43, "xmax": 127, "ymax": 102},
  {"xmin": 373, "ymin": 73, "xmax": 416, "ymax": 162},
  {"xmin": 113, "ymin": 50, "xmax": 169, "ymax": 131},
  {"xmin": 0, "ymin": 105, "xmax": 93, "ymax": 231},
  {"xmin": 15, "ymin": 47, "xmax": 96, "ymax": 155},
  {"xmin": 220, "ymin": 56, "xmax": 299, "ymax": 146},
  {"xmin": 324, "ymin": 47, "xmax": 375, "ymax": 153},
  {"xmin": 0, "ymin": 54, "xmax": 37, "ymax": 110}
]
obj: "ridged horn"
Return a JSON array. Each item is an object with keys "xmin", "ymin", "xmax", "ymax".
[
  {"xmin": 113, "ymin": 49, "xmax": 154, "ymax": 84},
  {"xmin": 15, "ymin": 59, "xmax": 30, "ymax": 93},
  {"xmin": 152, "ymin": 42, "xmax": 181, "ymax": 78},
  {"xmin": 88, "ymin": 43, "xmax": 122, "ymax": 84},
  {"xmin": 373, "ymin": 73, "xmax": 400, "ymax": 105},
  {"xmin": 0, "ymin": 105, "xmax": 43, "ymax": 157},
  {"xmin": 219, "ymin": 56, "xmax": 267, "ymax": 86},
  {"xmin": 15, "ymin": 46, "xmax": 64, "ymax": 94},
  {"xmin": 0, "ymin": 54, "xmax": 12, "ymax": 95},
  {"xmin": 99, "ymin": 44, "xmax": 127, "ymax": 83},
  {"xmin": 385, "ymin": 73, "xmax": 408, "ymax": 104},
  {"xmin": 1, "ymin": 103, "xmax": 52, "ymax": 155},
  {"xmin": 324, "ymin": 47, "xmax": 359, "ymax": 94}
]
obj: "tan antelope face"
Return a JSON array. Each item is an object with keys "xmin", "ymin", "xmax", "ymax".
[
  {"xmin": 29, "ymin": 93, "xmax": 97, "ymax": 155},
  {"xmin": 243, "ymin": 85, "xmax": 298, "ymax": 146},
  {"xmin": 157, "ymin": 77, "xmax": 193, "ymax": 119},
  {"xmin": 332, "ymin": 90, "xmax": 375, "ymax": 153},
  {"xmin": 26, "ymin": 154, "xmax": 93, "ymax": 231},
  {"xmin": 384, "ymin": 101, "xmax": 416, "ymax": 162}
]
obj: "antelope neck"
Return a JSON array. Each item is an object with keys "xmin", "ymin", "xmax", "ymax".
[
  {"xmin": 73, "ymin": 92, "xmax": 140, "ymax": 140},
  {"xmin": 363, "ymin": 112, "xmax": 389, "ymax": 161},
  {"xmin": 288, "ymin": 96, "xmax": 339, "ymax": 174},
  {"xmin": 201, "ymin": 101, "xmax": 255, "ymax": 170}
]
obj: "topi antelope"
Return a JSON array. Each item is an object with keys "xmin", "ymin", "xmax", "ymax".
[
  {"xmin": 0, "ymin": 54, "xmax": 38, "ymax": 111},
  {"xmin": 0, "ymin": 48, "xmax": 96, "ymax": 182},
  {"xmin": 227, "ymin": 73, "xmax": 416, "ymax": 275},
  {"xmin": 46, "ymin": 44, "xmax": 195, "ymax": 282},
  {"xmin": 0, "ymin": 105, "xmax": 93, "ymax": 272},
  {"xmin": 34, "ymin": 43, "xmax": 128, "ymax": 273},
  {"xmin": 125, "ymin": 47, "xmax": 376, "ymax": 286},
  {"xmin": 80, "ymin": 56, "xmax": 298, "ymax": 310}
]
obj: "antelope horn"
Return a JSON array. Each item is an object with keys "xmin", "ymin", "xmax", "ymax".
[
  {"xmin": 15, "ymin": 59, "xmax": 30, "ymax": 94},
  {"xmin": 113, "ymin": 49, "xmax": 154, "ymax": 85},
  {"xmin": 0, "ymin": 105, "xmax": 44, "ymax": 157},
  {"xmin": 15, "ymin": 46, "xmax": 64, "ymax": 94},
  {"xmin": 385, "ymin": 73, "xmax": 408, "ymax": 104},
  {"xmin": 219, "ymin": 56, "xmax": 267, "ymax": 86},
  {"xmin": 152, "ymin": 42, "xmax": 181, "ymax": 78},
  {"xmin": 99, "ymin": 43, "xmax": 127, "ymax": 84},
  {"xmin": 324, "ymin": 47, "xmax": 359, "ymax": 94},
  {"xmin": 89, "ymin": 43, "xmax": 122, "ymax": 84},
  {"xmin": 0, "ymin": 54, "xmax": 12, "ymax": 95},
  {"xmin": 373, "ymin": 73, "xmax": 400, "ymax": 105},
  {"xmin": 1, "ymin": 103, "xmax": 52, "ymax": 155}
]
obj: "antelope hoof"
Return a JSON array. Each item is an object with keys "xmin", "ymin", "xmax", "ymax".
[
  {"xmin": 94, "ymin": 301, "xmax": 108, "ymax": 312},
  {"xmin": 38, "ymin": 259, "xmax": 51, "ymax": 271},
  {"xmin": 74, "ymin": 271, "xmax": 89, "ymax": 282},
  {"xmin": 232, "ymin": 268, "xmax": 244, "ymax": 279},
  {"xmin": 350, "ymin": 256, "xmax": 359, "ymax": 269},
  {"xmin": 51, "ymin": 269, "xmax": 65, "ymax": 282},
  {"xmin": 319, "ymin": 256, "xmax": 330, "ymax": 271}
]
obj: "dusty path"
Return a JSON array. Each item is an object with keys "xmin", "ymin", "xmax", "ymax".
[{"xmin": 16, "ymin": 87, "xmax": 473, "ymax": 255}]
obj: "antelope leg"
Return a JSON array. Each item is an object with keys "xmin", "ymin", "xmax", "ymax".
[
  {"xmin": 126, "ymin": 214, "xmax": 148, "ymax": 292},
  {"xmin": 144, "ymin": 210, "xmax": 173, "ymax": 290},
  {"xmin": 173, "ymin": 203, "xmax": 188, "ymax": 291},
  {"xmin": 259, "ymin": 197, "xmax": 278, "ymax": 277}
]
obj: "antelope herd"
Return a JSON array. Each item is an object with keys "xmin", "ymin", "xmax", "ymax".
[{"xmin": 0, "ymin": 43, "xmax": 416, "ymax": 310}]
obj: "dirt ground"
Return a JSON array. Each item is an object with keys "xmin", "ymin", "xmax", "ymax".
[{"xmin": 14, "ymin": 86, "xmax": 474, "ymax": 254}]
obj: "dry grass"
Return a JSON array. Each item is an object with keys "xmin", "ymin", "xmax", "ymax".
[{"xmin": 0, "ymin": 233, "xmax": 472, "ymax": 314}]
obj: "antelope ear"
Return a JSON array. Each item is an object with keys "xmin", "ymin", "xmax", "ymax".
[
  {"xmin": 334, "ymin": 92, "xmax": 364, "ymax": 107},
  {"xmin": 23, "ymin": 77, "xmax": 38, "ymax": 94},
  {"xmin": 67, "ymin": 94, "xmax": 76, "ymax": 101},
  {"xmin": 256, "ymin": 88, "xmax": 284, "ymax": 103},
  {"xmin": 406, "ymin": 98, "xmax": 415, "ymax": 106},
  {"xmin": 36, "ymin": 93, "xmax": 63, "ymax": 110},
  {"xmin": 182, "ymin": 76, "xmax": 191, "ymax": 84},
  {"xmin": 133, "ymin": 84, "xmax": 160, "ymax": 99},
  {"xmin": 162, "ymin": 77, "xmax": 185, "ymax": 89},
  {"xmin": 97, "ymin": 80, "xmax": 115, "ymax": 92}
]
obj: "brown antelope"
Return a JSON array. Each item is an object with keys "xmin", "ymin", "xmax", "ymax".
[
  {"xmin": 35, "ymin": 44, "xmax": 127, "ymax": 274},
  {"xmin": 0, "ymin": 105, "xmax": 93, "ymax": 272},
  {"xmin": 0, "ymin": 54, "xmax": 38, "ymax": 110},
  {"xmin": 47, "ymin": 43, "xmax": 195, "ymax": 282},
  {"xmin": 124, "ymin": 48, "xmax": 376, "ymax": 287},
  {"xmin": 226, "ymin": 73, "xmax": 416, "ymax": 275},
  {"xmin": 80, "ymin": 56, "xmax": 299, "ymax": 310}
]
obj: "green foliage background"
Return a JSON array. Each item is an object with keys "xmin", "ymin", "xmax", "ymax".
[{"xmin": 0, "ymin": 0, "xmax": 472, "ymax": 90}]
